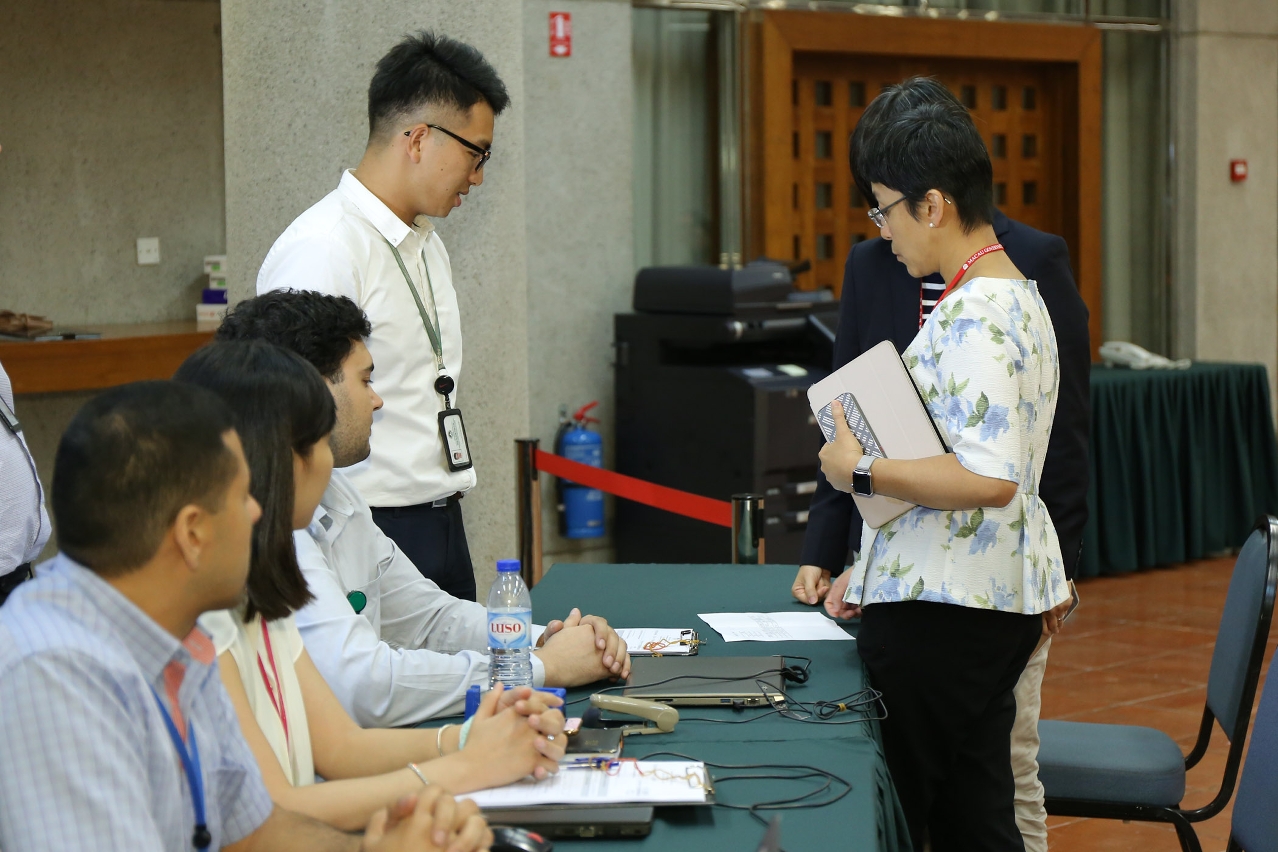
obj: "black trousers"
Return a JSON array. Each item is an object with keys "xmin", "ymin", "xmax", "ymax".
[
  {"xmin": 370, "ymin": 499, "xmax": 478, "ymax": 601},
  {"xmin": 857, "ymin": 600, "xmax": 1042, "ymax": 852}
]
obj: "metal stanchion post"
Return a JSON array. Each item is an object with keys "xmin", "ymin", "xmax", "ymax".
[
  {"xmin": 731, "ymin": 493, "xmax": 765, "ymax": 564},
  {"xmin": 515, "ymin": 439, "xmax": 544, "ymax": 587}
]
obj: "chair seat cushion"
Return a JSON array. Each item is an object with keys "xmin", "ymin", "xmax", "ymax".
[{"xmin": 1038, "ymin": 720, "xmax": 1186, "ymax": 806}]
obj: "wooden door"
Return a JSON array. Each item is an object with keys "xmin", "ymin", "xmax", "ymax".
[{"xmin": 749, "ymin": 11, "xmax": 1102, "ymax": 356}]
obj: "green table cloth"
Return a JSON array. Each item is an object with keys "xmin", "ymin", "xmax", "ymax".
[
  {"xmin": 1079, "ymin": 362, "xmax": 1278, "ymax": 577},
  {"xmin": 525, "ymin": 563, "xmax": 910, "ymax": 852}
]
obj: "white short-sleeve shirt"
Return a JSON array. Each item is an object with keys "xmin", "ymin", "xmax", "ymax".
[{"xmin": 200, "ymin": 610, "xmax": 316, "ymax": 787}]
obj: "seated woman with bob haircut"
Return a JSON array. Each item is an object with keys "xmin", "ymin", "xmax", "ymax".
[
  {"xmin": 820, "ymin": 81, "xmax": 1069, "ymax": 851},
  {"xmin": 174, "ymin": 340, "xmax": 566, "ymax": 833}
]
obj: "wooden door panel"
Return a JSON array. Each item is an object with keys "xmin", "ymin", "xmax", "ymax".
[
  {"xmin": 791, "ymin": 55, "xmax": 1064, "ymax": 293},
  {"xmin": 748, "ymin": 11, "xmax": 1103, "ymax": 357}
]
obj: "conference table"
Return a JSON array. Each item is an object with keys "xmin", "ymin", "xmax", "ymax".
[
  {"xmin": 526, "ymin": 563, "xmax": 910, "ymax": 852},
  {"xmin": 1079, "ymin": 362, "xmax": 1278, "ymax": 577}
]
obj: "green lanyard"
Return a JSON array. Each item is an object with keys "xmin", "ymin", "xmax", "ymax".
[{"xmin": 385, "ymin": 238, "xmax": 446, "ymax": 375}]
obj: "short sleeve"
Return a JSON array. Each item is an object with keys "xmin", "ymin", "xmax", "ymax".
[
  {"xmin": 925, "ymin": 291, "xmax": 1025, "ymax": 483},
  {"xmin": 272, "ymin": 614, "xmax": 307, "ymax": 665},
  {"xmin": 199, "ymin": 609, "xmax": 243, "ymax": 658},
  {"xmin": 203, "ymin": 667, "xmax": 276, "ymax": 844}
]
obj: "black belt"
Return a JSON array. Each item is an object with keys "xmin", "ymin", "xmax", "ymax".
[
  {"xmin": 372, "ymin": 493, "xmax": 464, "ymax": 515},
  {"xmin": 0, "ymin": 563, "xmax": 32, "ymax": 599}
]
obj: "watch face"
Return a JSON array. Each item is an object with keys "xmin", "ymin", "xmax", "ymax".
[{"xmin": 852, "ymin": 469, "xmax": 873, "ymax": 497}]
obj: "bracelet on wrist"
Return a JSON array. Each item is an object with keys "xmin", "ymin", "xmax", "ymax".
[
  {"xmin": 407, "ymin": 762, "xmax": 430, "ymax": 788},
  {"xmin": 458, "ymin": 717, "xmax": 475, "ymax": 750}
]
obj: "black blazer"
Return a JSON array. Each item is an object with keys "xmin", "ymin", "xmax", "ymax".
[{"xmin": 800, "ymin": 210, "xmax": 1092, "ymax": 580}]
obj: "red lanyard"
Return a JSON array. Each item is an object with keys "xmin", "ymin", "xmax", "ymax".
[
  {"xmin": 256, "ymin": 619, "xmax": 290, "ymax": 748},
  {"xmin": 937, "ymin": 243, "xmax": 1004, "ymax": 305}
]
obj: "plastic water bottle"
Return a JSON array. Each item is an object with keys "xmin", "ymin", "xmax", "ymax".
[{"xmin": 487, "ymin": 559, "xmax": 533, "ymax": 688}]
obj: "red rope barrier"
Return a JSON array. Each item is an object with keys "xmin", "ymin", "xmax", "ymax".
[{"xmin": 534, "ymin": 449, "xmax": 732, "ymax": 528}]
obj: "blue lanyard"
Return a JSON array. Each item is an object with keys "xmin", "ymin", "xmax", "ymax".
[{"xmin": 149, "ymin": 686, "xmax": 212, "ymax": 852}]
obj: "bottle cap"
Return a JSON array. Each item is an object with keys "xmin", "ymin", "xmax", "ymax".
[{"xmin": 496, "ymin": 559, "xmax": 521, "ymax": 573}]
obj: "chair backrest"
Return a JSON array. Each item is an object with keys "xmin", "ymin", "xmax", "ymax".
[
  {"xmin": 1231, "ymin": 654, "xmax": 1278, "ymax": 852},
  {"xmin": 1207, "ymin": 517, "xmax": 1278, "ymax": 741}
]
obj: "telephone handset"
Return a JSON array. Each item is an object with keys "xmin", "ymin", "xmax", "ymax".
[{"xmin": 1099, "ymin": 341, "xmax": 1190, "ymax": 371}]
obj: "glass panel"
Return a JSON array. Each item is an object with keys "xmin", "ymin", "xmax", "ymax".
[
  {"xmin": 992, "ymin": 134, "xmax": 1007, "ymax": 158},
  {"xmin": 817, "ymin": 234, "xmax": 835, "ymax": 260},
  {"xmin": 632, "ymin": 8, "xmax": 715, "ymax": 267},
  {"xmin": 793, "ymin": 234, "xmax": 801, "ymax": 261},
  {"xmin": 849, "ymin": 184, "xmax": 866, "ymax": 208},
  {"xmin": 994, "ymin": 182, "xmax": 1007, "ymax": 206},
  {"xmin": 849, "ymin": 81, "xmax": 866, "ymax": 107},
  {"xmin": 960, "ymin": 85, "xmax": 977, "ymax": 108},
  {"xmin": 754, "ymin": 0, "xmax": 1166, "ymax": 22},
  {"xmin": 816, "ymin": 182, "xmax": 833, "ymax": 209},
  {"xmin": 991, "ymin": 85, "xmax": 1007, "ymax": 111},
  {"xmin": 815, "ymin": 131, "xmax": 832, "ymax": 159},
  {"xmin": 1022, "ymin": 181, "xmax": 1038, "ymax": 204},
  {"xmin": 793, "ymin": 132, "xmax": 800, "ymax": 159},
  {"xmin": 1022, "ymin": 134, "xmax": 1038, "ymax": 158},
  {"xmin": 815, "ymin": 80, "xmax": 833, "ymax": 107},
  {"xmin": 1102, "ymin": 29, "xmax": 1170, "ymax": 352},
  {"xmin": 1022, "ymin": 86, "xmax": 1037, "ymax": 110}
]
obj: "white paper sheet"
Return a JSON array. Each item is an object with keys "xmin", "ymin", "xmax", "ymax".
[
  {"xmin": 615, "ymin": 628, "xmax": 699, "ymax": 656},
  {"xmin": 463, "ymin": 760, "xmax": 709, "ymax": 808},
  {"xmin": 696, "ymin": 611, "xmax": 855, "ymax": 643}
]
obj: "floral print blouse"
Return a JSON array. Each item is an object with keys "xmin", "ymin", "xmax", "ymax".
[{"xmin": 843, "ymin": 277, "xmax": 1069, "ymax": 615}]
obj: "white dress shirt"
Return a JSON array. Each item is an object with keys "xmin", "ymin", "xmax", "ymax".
[
  {"xmin": 0, "ymin": 361, "xmax": 50, "ymax": 576},
  {"xmin": 257, "ymin": 170, "xmax": 476, "ymax": 508},
  {"xmin": 293, "ymin": 470, "xmax": 545, "ymax": 726}
]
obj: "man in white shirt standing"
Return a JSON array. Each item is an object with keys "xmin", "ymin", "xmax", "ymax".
[
  {"xmin": 0, "ymin": 359, "xmax": 51, "ymax": 606},
  {"xmin": 258, "ymin": 31, "xmax": 506, "ymax": 600}
]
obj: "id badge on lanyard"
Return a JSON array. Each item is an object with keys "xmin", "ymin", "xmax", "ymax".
[{"xmin": 386, "ymin": 238, "xmax": 474, "ymax": 472}]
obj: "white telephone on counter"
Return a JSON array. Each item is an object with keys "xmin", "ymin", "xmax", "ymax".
[{"xmin": 1098, "ymin": 341, "xmax": 1191, "ymax": 371}]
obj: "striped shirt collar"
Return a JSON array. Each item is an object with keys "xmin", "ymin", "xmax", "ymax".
[{"xmin": 51, "ymin": 554, "xmax": 216, "ymax": 680}]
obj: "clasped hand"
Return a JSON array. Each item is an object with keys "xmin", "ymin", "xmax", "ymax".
[{"xmin": 534, "ymin": 608, "xmax": 631, "ymax": 685}]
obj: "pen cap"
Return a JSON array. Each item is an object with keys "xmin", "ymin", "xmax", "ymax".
[{"xmin": 464, "ymin": 684, "xmax": 482, "ymax": 720}]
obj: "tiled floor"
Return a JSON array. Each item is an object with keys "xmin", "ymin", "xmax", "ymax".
[{"xmin": 1043, "ymin": 556, "xmax": 1278, "ymax": 852}]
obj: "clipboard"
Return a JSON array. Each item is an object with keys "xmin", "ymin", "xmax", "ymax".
[
  {"xmin": 616, "ymin": 628, "xmax": 702, "ymax": 657},
  {"xmin": 807, "ymin": 340, "xmax": 949, "ymax": 528}
]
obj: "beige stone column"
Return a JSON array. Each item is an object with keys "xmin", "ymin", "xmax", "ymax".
[{"xmin": 1172, "ymin": 0, "xmax": 1278, "ymax": 404}]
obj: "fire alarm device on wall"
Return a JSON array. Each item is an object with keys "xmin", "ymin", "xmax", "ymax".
[
  {"xmin": 550, "ymin": 12, "xmax": 571, "ymax": 57},
  {"xmin": 1230, "ymin": 159, "xmax": 1248, "ymax": 183}
]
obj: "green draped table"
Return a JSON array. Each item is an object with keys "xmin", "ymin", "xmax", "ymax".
[
  {"xmin": 1078, "ymin": 362, "xmax": 1278, "ymax": 578},
  {"xmin": 522, "ymin": 563, "xmax": 910, "ymax": 852}
]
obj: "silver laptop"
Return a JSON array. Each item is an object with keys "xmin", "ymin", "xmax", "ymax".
[{"xmin": 622, "ymin": 655, "xmax": 787, "ymax": 707}]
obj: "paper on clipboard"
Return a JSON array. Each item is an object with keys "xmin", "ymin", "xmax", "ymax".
[
  {"xmin": 463, "ymin": 760, "xmax": 711, "ymax": 808},
  {"xmin": 807, "ymin": 340, "xmax": 949, "ymax": 528},
  {"xmin": 615, "ymin": 628, "xmax": 700, "ymax": 656}
]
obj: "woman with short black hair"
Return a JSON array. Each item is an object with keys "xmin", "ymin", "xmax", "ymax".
[{"xmin": 821, "ymin": 82, "xmax": 1069, "ymax": 850}]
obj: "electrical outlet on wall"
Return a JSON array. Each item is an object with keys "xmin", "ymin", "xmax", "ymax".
[{"xmin": 136, "ymin": 237, "xmax": 161, "ymax": 265}]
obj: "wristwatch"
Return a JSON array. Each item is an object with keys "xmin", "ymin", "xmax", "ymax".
[{"xmin": 851, "ymin": 456, "xmax": 876, "ymax": 497}]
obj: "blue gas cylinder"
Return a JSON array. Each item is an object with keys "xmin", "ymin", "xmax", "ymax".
[{"xmin": 559, "ymin": 403, "xmax": 605, "ymax": 539}]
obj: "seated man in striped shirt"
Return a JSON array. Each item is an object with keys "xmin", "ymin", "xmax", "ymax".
[{"xmin": 0, "ymin": 381, "xmax": 488, "ymax": 852}]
